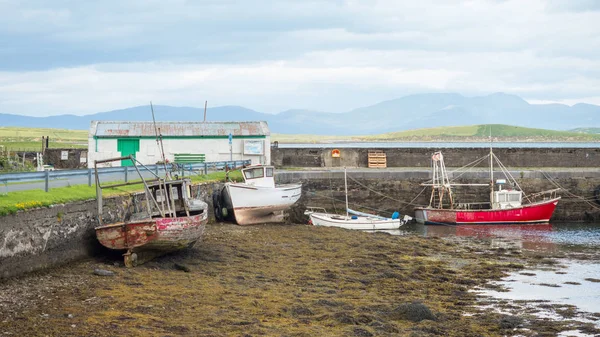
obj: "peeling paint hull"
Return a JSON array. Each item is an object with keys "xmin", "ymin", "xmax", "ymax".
[{"xmin": 95, "ymin": 212, "xmax": 208, "ymax": 253}]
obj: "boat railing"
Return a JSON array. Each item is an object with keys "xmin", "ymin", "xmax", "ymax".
[
  {"xmin": 524, "ymin": 188, "xmax": 561, "ymax": 203},
  {"xmin": 304, "ymin": 206, "xmax": 328, "ymax": 215}
]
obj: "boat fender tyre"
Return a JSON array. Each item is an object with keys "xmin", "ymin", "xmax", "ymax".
[
  {"xmin": 212, "ymin": 191, "xmax": 223, "ymax": 221},
  {"xmin": 594, "ymin": 185, "xmax": 600, "ymax": 205}
]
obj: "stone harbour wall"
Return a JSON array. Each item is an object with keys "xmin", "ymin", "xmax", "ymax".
[
  {"xmin": 278, "ymin": 170, "xmax": 600, "ymax": 224},
  {"xmin": 271, "ymin": 147, "xmax": 600, "ymax": 168},
  {"xmin": 0, "ymin": 182, "xmax": 222, "ymax": 280}
]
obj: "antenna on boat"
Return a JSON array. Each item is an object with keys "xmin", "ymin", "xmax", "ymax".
[
  {"xmin": 489, "ymin": 125, "xmax": 494, "ymax": 205},
  {"xmin": 344, "ymin": 167, "xmax": 349, "ymax": 219},
  {"xmin": 151, "ymin": 102, "xmax": 170, "ymax": 179}
]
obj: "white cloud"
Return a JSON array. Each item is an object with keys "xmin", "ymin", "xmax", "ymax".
[{"xmin": 0, "ymin": 0, "xmax": 599, "ymax": 116}]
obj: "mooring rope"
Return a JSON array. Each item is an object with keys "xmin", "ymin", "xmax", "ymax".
[
  {"xmin": 307, "ymin": 191, "xmax": 403, "ymax": 215},
  {"xmin": 346, "ymin": 175, "xmax": 428, "ymax": 208},
  {"xmin": 538, "ymin": 170, "xmax": 600, "ymax": 211},
  {"xmin": 328, "ymin": 170, "xmax": 337, "ymax": 213}
]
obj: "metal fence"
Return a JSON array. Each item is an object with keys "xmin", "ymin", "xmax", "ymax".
[{"xmin": 0, "ymin": 160, "xmax": 250, "ymax": 194}]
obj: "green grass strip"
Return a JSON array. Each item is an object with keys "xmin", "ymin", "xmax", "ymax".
[{"xmin": 0, "ymin": 170, "xmax": 243, "ymax": 216}]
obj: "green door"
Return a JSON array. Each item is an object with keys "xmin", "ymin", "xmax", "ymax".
[{"xmin": 117, "ymin": 139, "xmax": 140, "ymax": 166}]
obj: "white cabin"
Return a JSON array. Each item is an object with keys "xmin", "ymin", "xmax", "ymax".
[
  {"xmin": 240, "ymin": 165, "xmax": 275, "ymax": 188},
  {"xmin": 493, "ymin": 190, "xmax": 523, "ymax": 209}
]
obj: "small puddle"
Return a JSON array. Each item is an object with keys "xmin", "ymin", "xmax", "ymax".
[
  {"xmin": 475, "ymin": 259, "xmax": 600, "ymax": 334},
  {"xmin": 482, "ymin": 260, "xmax": 600, "ymax": 313}
]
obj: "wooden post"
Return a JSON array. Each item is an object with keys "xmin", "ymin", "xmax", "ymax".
[{"xmin": 44, "ymin": 169, "xmax": 49, "ymax": 192}]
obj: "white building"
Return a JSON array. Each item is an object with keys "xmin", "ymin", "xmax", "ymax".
[{"xmin": 88, "ymin": 121, "xmax": 270, "ymax": 167}]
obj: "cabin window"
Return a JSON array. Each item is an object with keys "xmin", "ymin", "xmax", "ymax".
[
  {"xmin": 509, "ymin": 193, "xmax": 521, "ymax": 202},
  {"xmin": 244, "ymin": 167, "xmax": 264, "ymax": 179},
  {"xmin": 497, "ymin": 194, "xmax": 507, "ymax": 202},
  {"xmin": 266, "ymin": 167, "xmax": 274, "ymax": 177}
]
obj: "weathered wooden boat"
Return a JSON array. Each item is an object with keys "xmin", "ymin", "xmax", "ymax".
[
  {"xmin": 305, "ymin": 168, "xmax": 411, "ymax": 230},
  {"xmin": 95, "ymin": 156, "xmax": 208, "ymax": 267},
  {"xmin": 214, "ymin": 165, "xmax": 302, "ymax": 225},
  {"xmin": 414, "ymin": 150, "xmax": 560, "ymax": 225}
]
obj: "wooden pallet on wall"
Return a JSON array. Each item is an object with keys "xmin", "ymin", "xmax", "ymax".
[{"xmin": 368, "ymin": 150, "xmax": 387, "ymax": 168}]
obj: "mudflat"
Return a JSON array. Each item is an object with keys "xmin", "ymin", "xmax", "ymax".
[{"xmin": 1, "ymin": 223, "xmax": 597, "ymax": 336}]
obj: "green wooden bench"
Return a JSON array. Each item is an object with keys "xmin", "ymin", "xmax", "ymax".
[{"xmin": 174, "ymin": 153, "xmax": 205, "ymax": 163}]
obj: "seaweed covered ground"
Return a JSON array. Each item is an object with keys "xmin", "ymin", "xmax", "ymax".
[{"xmin": 1, "ymin": 223, "xmax": 598, "ymax": 336}]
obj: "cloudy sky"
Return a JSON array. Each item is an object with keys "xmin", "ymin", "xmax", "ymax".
[{"xmin": 1, "ymin": 0, "xmax": 599, "ymax": 116}]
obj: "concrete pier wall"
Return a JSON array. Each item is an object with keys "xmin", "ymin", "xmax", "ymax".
[{"xmin": 272, "ymin": 147, "xmax": 600, "ymax": 168}]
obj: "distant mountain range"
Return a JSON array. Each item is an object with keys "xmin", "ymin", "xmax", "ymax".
[{"xmin": 1, "ymin": 93, "xmax": 598, "ymax": 135}]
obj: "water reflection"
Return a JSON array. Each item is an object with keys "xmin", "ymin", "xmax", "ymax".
[{"xmin": 401, "ymin": 222, "xmax": 600, "ymax": 253}]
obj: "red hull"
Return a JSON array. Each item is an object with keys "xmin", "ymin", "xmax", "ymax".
[
  {"xmin": 414, "ymin": 198, "xmax": 560, "ymax": 225},
  {"xmin": 95, "ymin": 213, "xmax": 207, "ymax": 252}
]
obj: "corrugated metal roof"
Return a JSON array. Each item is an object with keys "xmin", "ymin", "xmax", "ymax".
[{"xmin": 91, "ymin": 121, "xmax": 269, "ymax": 137}]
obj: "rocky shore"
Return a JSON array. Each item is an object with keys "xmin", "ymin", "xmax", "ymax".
[{"xmin": 1, "ymin": 223, "xmax": 598, "ymax": 336}]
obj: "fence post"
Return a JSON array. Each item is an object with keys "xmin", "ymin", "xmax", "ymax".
[
  {"xmin": 88, "ymin": 168, "xmax": 92, "ymax": 187},
  {"xmin": 45, "ymin": 170, "xmax": 49, "ymax": 192},
  {"xmin": 124, "ymin": 166, "xmax": 128, "ymax": 183},
  {"xmin": 204, "ymin": 162, "xmax": 207, "ymax": 175}
]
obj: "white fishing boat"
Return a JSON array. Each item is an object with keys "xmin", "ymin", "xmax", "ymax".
[
  {"xmin": 214, "ymin": 165, "xmax": 302, "ymax": 225},
  {"xmin": 305, "ymin": 168, "xmax": 411, "ymax": 230}
]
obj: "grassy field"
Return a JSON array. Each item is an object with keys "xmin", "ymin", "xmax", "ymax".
[
  {"xmin": 0, "ymin": 127, "xmax": 88, "ymax": 151},
  {"xmin": 0, "ymin": 170, "xmax": 242, "ymax": 216},
  {"xmin": 1, "ymin": 125, "xmax": 599, "ymax": 151},
  {"xmin": 570, "ymin": 127, "xmax": 600, "ymax": 134},
  {"xmin": 361, "ymin": 124, "xmax": 600, "ymax": 141},
  {"xmin": 273, "ymin": 124, "xmax": 600, "ymax": 142}
]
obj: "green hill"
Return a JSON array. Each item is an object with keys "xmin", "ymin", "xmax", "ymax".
[
  {"xmin": 273, "ymin": 124, "xmax": 600, "ymax": 142},
  {"xmin": 359, "ymin": 124, "xmax": 600, "ymax": 141},
  {"xmin": 569, "ymin": 128, "xmax": 600, "ymax": 135}
]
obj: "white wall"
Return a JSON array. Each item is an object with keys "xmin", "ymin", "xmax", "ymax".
[{"xmin": 88, "ymin": 137, "xmax": 270, "ymax": 168}]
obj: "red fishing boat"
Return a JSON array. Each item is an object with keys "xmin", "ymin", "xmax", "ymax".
[
  {"xmin": 94, "ymin": 156, "xmax": 208, "ymax": 267},
  {"xmin": 414, "ymin": 150, "xmax": 560, "ymax": 225}
]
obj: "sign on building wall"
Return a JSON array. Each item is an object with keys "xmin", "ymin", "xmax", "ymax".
[
  {"xmin": 61, "ymin": 151, "xmax": 69, "ymax": 160},
  {"xmin": 243, "ymin": 140, "xmax": 264, "ymax": 155}
]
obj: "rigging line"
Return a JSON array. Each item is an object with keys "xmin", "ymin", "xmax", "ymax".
[
  {"xmin": 538, "ymin": 170, "xmax": 600, "ymax": 211},
  {"xmin": 307, "ymin": 191, "xmax": 405, "ymax": 215},
  {"xmin": 450, "ymin": 155, "xmax": 489, "ymax": 182},
  {"xmin": 422, "ymin": 155, "xmax": 489, "ymax": 185},
  {"xmin": 346, "ymin": 174, "xmax": 424, "ymax": 207},
  {"xmin": 447, "ymin": 155, "xmax": 490, "ymax": 182},
  {"xmin": 491, "ymin": 153, "xmax": 531, "ymax": 203},
  {"xmin": 328, "ymin": 170, "xmax": 337, "ymax": 213},
  {"xmin": 408, "ymin": 186, "xmax": 429, "ymax": 206}
]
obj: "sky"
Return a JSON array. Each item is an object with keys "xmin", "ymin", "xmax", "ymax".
[{"xmin": 0, "ymin": 0, "xmax": 599, "ymax": 116}]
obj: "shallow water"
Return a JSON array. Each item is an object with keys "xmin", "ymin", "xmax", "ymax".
[
  {"xmin": 482, "ymin": 260, "xmax": 600, "ymax": 313},
  {"xmin": 398, "ymin": 221, "xmax": 600, "ymax": 329},
  {"xmin": 405, "ymin": 222, "xmax": 600, "ymax": 253}
]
